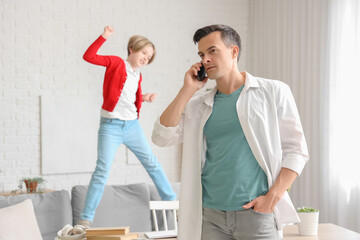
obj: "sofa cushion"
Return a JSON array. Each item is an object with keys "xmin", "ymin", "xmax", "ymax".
[
  {"xmin": 0, "ymin": 190, "xmax": 72, "ymax": 240},
  {"xmin": 0, "ymin": 199, "xmax": 43, "ymax": 240},
  {"xmin": 71, "ymin": 183, "xmax": 151, "ymax": 232}
]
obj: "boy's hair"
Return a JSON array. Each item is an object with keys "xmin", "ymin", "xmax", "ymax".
[
  {"xmin": 193, "ymin": 24, "xmax": 241, "ymax": 62},
  {"xmin": 127, "ymin": 35, "xmax": 156, "ymax": 64}
]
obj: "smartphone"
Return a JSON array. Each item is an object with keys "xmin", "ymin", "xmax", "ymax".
[{"xmin": 197, "ymin": 63, "xmax": 206, "ymax": 81}]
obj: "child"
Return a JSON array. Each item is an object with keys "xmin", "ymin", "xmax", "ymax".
[{"xmin": 78, "ymin": 26, "xmax": 176, "ymax": 228}]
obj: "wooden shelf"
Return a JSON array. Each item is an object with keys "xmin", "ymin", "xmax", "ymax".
[{"xmin": 0, "ymin": 189, "xmax": 54, "ymax": 196}]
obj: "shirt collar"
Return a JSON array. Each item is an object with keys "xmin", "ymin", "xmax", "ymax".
[
  {"xmin": 243, "ymin": 72, "xmax": 260, "ymax": 91},
  {"xmin": 125, "ymin": 60, "xmax": 140, "ymax": 77},
  {"xmin": 203, "ymin": 72, "xmax": 259, "ymax": 107}
]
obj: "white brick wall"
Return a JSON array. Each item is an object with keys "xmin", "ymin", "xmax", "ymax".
[{"xmin": 0, "ymin": 0, "xmax": 249, "ymax": 193}]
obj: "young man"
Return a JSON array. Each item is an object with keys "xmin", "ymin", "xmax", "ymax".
[{"xmin": 152, "ymin": 25, "xmax": 309, "ymax": 240}]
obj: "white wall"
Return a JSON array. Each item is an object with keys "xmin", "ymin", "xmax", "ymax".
[{"xmin": 0, "ymin": 0, "xmax": 249, "ymax": 192}]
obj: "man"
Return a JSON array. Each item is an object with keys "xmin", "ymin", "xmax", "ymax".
[{"xmin": 152, "ymin": 25, "xmax": 309, "ymax": 240}]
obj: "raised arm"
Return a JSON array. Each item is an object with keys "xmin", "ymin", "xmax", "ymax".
[
  {"xmin": 83, "ymin": 26, "xmax": 114, "ymax": 67},
  {"xmin": 152, "ymin": 63, "xmax": 208, "ymax": 147},
  {"xmin": 160, "ymin": 63, "xmax": 208, "ymax": 127},
  {"xmin": 101, "ymin": 26, "xmax": 114, "ymax": 40}
]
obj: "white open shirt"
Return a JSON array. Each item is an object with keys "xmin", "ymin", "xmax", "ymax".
[{"xmin": 152, "ymin": 72, "xmax": 309, "ymax": 240}]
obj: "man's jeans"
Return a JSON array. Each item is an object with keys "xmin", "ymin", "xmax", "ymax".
[
  {"xmin": 201, "ymin": 207, "xmax": 280, "ymax": 240},
  {"xmin": 81, "ymin": 117, "xmax": 176, "ymax": 221}
]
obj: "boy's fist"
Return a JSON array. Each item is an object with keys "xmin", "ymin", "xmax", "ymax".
[
  {"xmin": 102, "ymin": 26, "xmax": 114, "ymax": 39},
  {"xmin": 143, "ymin": 93, "xmax": 157, "ymax": 103}
]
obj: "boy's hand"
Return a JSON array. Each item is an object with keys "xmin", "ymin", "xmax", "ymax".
[
  {"xmin": 143, "ymin": 93, "xmax": 157, "ymax": 103},
  {"xmin": 102, "ymin": 26, "xmax": 114, "ymax": 39}
]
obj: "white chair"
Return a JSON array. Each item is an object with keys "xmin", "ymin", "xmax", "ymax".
[{"xmin": 149, "ymin": 200, "xmax": 179, "ymax": 232}]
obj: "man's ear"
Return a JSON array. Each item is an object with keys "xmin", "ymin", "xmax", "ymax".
[{"xmin": 231, "ymin": 45, "xmax": 239, "ymax": 60}]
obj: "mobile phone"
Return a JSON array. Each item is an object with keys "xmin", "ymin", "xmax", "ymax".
[{"xmin": 197, "ymin": 63, "xmax": 206, "ymax": 81}]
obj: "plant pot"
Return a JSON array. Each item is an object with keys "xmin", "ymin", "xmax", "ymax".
[
  {"xmin": 297, "ymin": 211, "xmax": 319, "ymax": 236},
  {"xmin": 24, "ymin": 180, "xmax": 38, "ymax": 193}
]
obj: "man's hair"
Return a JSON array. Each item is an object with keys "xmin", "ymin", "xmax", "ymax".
[
  {"xmin": 127, "ymin": 35, "xmax": 156, "ymax": 64},
  {"xmin": 193, "ymin": 24, "xmax": 241, "ymax": 62}
]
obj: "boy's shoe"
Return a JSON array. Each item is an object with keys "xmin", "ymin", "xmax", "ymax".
[{"xmin": 77, "ymin": 219, "xmax": 91, "ymax": 229}]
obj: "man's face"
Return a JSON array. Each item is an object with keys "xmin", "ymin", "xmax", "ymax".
[{"xmin": 197, "ymin": 31, "xmax": 235, "ymax": 80}]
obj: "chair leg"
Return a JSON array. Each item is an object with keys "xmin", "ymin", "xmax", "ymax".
[
  {"xmin": 173, "ymin": 209, "xmax": 177, "ymax": 232},
  {"xmin": 152, "ymin": 209, "xmax": 159, "ymax": 231},
  {"xmin": 162, "ymin": 209, "xmax": 168, "ymax": 231}
]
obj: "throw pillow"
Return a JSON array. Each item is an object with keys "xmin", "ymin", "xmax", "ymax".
[{"xmin": 0, "ymin": 198, "xmax": 43, "ymax": 240}]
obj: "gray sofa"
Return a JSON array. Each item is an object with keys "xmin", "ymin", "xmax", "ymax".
[{"xmin": 0, "ymin": 182, "xmax": 180, "ymax": 240}]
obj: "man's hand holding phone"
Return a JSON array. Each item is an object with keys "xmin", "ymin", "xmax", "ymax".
[
  {"xmin": 183, "ymin": 62, "xmax": 208, "ymax": 93},
  {"xmin": 159, "ymin": 62, "xmax": 208, "ymax": 127}
]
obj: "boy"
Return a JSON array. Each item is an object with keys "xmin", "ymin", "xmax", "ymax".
[{"xmin": 79, "ymin": 26, "xmax": 176, "ymax": 228}]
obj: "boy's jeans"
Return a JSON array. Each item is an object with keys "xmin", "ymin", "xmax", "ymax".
[{"xmin": 81, "ymin": 117, "xmax": 176, "ymax": 221}]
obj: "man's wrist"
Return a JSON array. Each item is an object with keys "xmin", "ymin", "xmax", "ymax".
[
  {"xmin": 267, "ymin": 188, "xmax": 282, "ymax": 204},
  {"xmin": 180, "ymin": 85, "xmax": 197, "ymax": 98}
]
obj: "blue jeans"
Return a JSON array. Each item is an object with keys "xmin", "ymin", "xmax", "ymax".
[{"xmin": 81, "ymin": 117, "xmax": 176, "ymax": 221}]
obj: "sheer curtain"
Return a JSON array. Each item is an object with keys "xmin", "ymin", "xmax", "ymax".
[
  {"xmin": 326, "ymin": 0, "xmax": 360, "ymax": 232},
  {"xmin": 248, "ymin": 0, "xmax": 360, "ymax": 232}
]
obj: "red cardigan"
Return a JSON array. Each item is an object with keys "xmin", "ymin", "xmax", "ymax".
[{"xmin": 83, "ymin": 36, "xmax": 143, "ymax": 117}]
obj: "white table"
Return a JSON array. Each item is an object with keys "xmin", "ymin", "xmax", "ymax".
[{"xmin": 283, "ymin": 223, "xmax": 360, "ymax": 239}]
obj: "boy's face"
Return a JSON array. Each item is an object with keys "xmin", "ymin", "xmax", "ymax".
[
  {"xmin": 197, "ymin": 31, "xmax": 236, "ymax": 80},
  {"xmin": 129, "ymin": 44, "xmax": 154, "ymax": 68}
]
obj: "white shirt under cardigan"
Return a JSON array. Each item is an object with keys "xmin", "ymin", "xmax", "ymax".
[
  {"xmin": 101, "ymin": 60, "xmax": 140, "ymax": 120},
  {"xmin": 152, "ymin": 72, "xmax": 309, "ymax": 240}
]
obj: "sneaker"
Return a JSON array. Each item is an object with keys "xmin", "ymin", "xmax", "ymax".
[{"xmin": 77, "ymin": 219, "xmax": 91, "ymax": 229}]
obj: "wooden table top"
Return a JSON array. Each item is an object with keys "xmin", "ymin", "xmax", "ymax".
[
  {"xmin": 136, "ymin": 223, "xmax": 360, "ymax": 240},
  {"xmin": 283, "ymin": 223, "xmax": 360, "ymax": 239}
]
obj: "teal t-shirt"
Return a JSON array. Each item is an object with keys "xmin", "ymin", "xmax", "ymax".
[{"xmin": 202, "ymin": 85, "xmax": 268, "ymax": 211}]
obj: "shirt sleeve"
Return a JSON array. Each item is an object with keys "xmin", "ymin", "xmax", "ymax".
[
  {"xmin": 83, "ymin": 35, "xmax": 111, "ymax": 67},
  {"xmin": 276, "ymin": 83, "xmax": 309, "ymax": 175},
  {"xmin": 151, "ymin": 115, "xmax": 185, "ymax": 147}
]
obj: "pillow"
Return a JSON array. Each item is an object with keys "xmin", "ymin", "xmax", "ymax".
[
  {"xmin": 0, "ymin": 199, "xmax": 43, "ymax": 240},
  {"xmin": 0, "ymin": 190, "xmax": 72, "ymax": 240}
]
